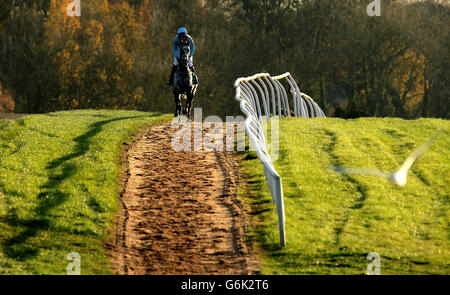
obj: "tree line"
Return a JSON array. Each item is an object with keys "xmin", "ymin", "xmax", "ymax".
[{"xmin": 0, "ymin": 0, "xmax": 448, "ymax": 118}]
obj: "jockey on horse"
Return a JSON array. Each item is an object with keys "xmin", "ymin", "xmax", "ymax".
[{"xmin": 167, "ymin": 27, "xmax": 199, "ymax": 86}]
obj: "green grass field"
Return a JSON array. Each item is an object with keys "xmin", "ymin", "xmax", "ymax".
[
  {"xmin": 1, "ymin": 111, "xmax": 448, "ymax": 275},
  {"xmin": 241, "ymin": 117, "xmax": 449, "ymax": 274},
  {"xmin": 0, "ymin": 110, "xmax": 171, "ymax": 274}
]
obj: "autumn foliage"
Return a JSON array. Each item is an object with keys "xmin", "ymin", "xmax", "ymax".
[{"xmin": 0, "ymin": 0, "xmax": 448, "ymax": 118}]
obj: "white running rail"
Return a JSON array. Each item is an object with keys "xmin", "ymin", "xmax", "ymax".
[{"xmin": 234, "ymin": 72, "xmax": 326, "ymax": 247}]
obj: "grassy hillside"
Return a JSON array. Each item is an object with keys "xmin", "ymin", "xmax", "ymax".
[
  {"xmin": 0, "ymin": 110, "xmax": 171, "ymax": 274},
  {"xmin": 241, "ymin": 117, "xmax": 449, "ymax": 274}
]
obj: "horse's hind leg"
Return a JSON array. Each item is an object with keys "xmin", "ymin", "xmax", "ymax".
[{"xmin": 174, "ymin": 92, "xmax": 181, "ymax": 118}]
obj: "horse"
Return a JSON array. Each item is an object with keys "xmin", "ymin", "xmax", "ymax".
[{"xmin": 172, "ymin": 42, "xmax": 198, "ymax": 123}]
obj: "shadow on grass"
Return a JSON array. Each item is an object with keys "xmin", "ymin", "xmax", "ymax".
[
  {"xmin": 265, "ymin": 251, "xmax": 368, "ymax": 273},
  {"xmin": 2, "ymin": 114, "xmax": 158, "ymax": 260},
  {"xmin": 240, "ymin": 150, "xmax": 285, "ymax": 252}
]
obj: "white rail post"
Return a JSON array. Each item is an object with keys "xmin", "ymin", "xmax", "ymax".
[{"xmin": 234, "ymin": 72, "xmax": 325, "ymax": 247}]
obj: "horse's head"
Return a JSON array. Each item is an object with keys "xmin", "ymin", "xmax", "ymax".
[{"xmin": 177, "ymin": 43, "xmax": 191, "ymax": 73}]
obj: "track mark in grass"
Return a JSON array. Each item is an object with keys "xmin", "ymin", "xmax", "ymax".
[
  {"xmin": 382, "ymin": 128, "xmax": 406, "ymax": 140},
  {"xmin": 46, "ymin": 116, "xmax": 146, "ymax": 170},
  {"xmin": 381, "ymin": 126, "xmax": 433, "ymax": 188},
  {"xmin": 323, "ymin": 129, "xmax": 369, "ymax": 207},
  {"xmin": 240, "ymin": 118, "xmax": 449, "ymax": 274},
  {"xmin": 322, "ymin": 129, "xmax": 369, "ymax": 247},
  {"xmin": 3, "ymin": 188, "xmax": 70, "ymax": 260},
  {"xmin": 2, "ymin": 115, "xmax": 155, "ymax": 261},
  {"xmin": 380, "ymin": 125, "xmax": 449, "ymax": 228},
  {"xmin": 412, "ymin": 169, "xmax": 432, "ymax": 187},
  {"xmin": 26, "ymin": 127, "xmax": 60, "ymax": 139},
  {"xmin": 0, "ymin": 110, "xmax": 173, "ymax": 274}
]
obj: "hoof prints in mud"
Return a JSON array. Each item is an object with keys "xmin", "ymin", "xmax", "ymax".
[{"xmin": 106, "ymin": 122, "xmax": 258, "ymax": 275}]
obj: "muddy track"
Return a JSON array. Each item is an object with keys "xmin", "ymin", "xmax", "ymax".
[{"xmin": 106, "ymin": 122, "xmax": 258, "ymax": 275}]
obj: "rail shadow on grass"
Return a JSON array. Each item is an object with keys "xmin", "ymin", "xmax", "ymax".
[
  {"xmin": 241, "ymin": 150, "xmax": 285, "ymax": 254},
  {"xmin": 2, "ymin": 114, "xmax": 158, "ymax": 260}
]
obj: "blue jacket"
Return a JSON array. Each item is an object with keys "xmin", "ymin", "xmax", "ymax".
[{"xmin": 172, "ymin": 34, "xmax": 195, "ymax": 58}]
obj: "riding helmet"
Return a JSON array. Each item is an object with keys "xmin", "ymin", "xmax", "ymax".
[{"xmin": 177, "ymin": 27, "xmax": 188, "ymax": 35}]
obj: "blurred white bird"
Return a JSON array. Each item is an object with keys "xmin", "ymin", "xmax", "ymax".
[{"xmin": 330, "ymin": 132, "xmax": 440, "ymax": 187}]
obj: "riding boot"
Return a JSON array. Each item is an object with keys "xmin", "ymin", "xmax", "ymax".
[
  {"xmin": 189, "ymin": 65, "xmax": 199, "ymax": 84},
  {"xmin": 167, "ymin": 65, "xmax": 177, "ymax": 85}
]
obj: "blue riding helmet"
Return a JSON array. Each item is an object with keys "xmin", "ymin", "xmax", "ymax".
[{"xmin": 177, "ymin": 27, "xmax": 187, "ymax": 35}]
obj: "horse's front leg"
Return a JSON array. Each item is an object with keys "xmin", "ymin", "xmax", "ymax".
[
  {"xmin": 173, "ymin": 90, "xmax": 181, "ymax": 118},
  {"xmin": 185, "ymin": 90, "xmax": 195, "ymax": 122}
]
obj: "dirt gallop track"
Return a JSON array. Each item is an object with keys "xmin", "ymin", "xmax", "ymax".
[{"xmin": 106, "ymin": 122, "xmax": 258, "ymax": 275}]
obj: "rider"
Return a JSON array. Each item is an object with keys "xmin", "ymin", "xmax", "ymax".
[{"xmin": 168, "ymin": 27, "xmax": 199, "ymax": 85}]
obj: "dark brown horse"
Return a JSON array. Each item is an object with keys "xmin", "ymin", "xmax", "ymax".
[{"xmin": 172, "ymin": 42, "xmax": 197, "ymax": 123}]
